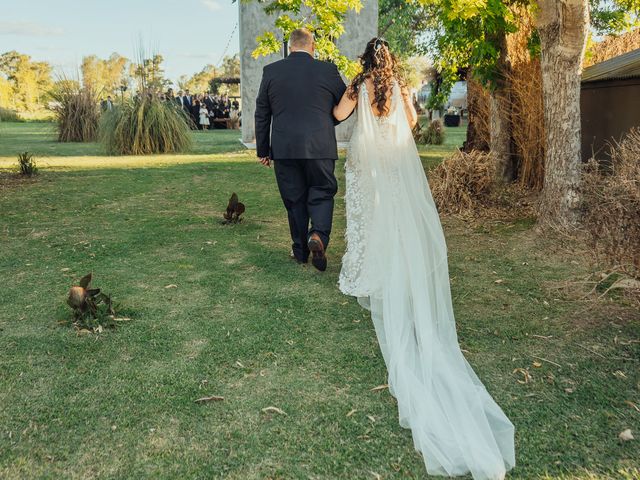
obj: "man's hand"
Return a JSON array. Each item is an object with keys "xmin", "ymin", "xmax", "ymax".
[{"xmin": 258, "ymin": 156, "xmax": 271, "ymax": 168}]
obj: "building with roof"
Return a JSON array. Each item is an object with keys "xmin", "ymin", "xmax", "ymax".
[{"xmin": 581, "ymin": 48, "xmax": 640, "ymax": 161}]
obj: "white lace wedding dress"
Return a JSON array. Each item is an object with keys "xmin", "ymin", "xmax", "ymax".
[{"xmin": 339, "ymin": 82, "xmax": 516, "ymax": 479}]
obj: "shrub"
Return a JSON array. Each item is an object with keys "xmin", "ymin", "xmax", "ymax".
[
  {"xmin": 17, "ymin": 152, "xmax": 37, "ymax": 176},
  {"xmin": 581, "ymin": 128, "xmax": 640, "ymax": 278},
  {"xmin": 99, "ymin": 95, "xmax": 192, "ymax": 155},
  {"xmin": 429, "ymin": 149, "xmax": 496, "ymax": 214},
  {"xmin": 414, "ymin": 119, "xmax": 445, "ymax": 145},
  {"xmin": 49, "ymin": 83, "xmax": 100, "ymax": 142},
  {"xmin": 424, "ymin": 119, "xmax": 445, "ymax": 145},
  {"xmin": 0, "ymin": 107, "xmax": 21, "ymax": 122}
]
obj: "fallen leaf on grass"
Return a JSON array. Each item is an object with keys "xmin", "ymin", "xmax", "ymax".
[
  {"xmin": 624, "ymin": 401, "xmax": 640, "ymax": 413},
  {"xmin": 494, "ymin": 279, "xmax": 504, "ymax": 284},
  {"xmin": 164, "ymin": 284, "xmax": 178, "ymax": 289},
  {"xmin": 619, "ymin": 429, "xmax": 634, "ymax": 441},
  {"xmin": 370, "ymin": 384, "xmax": 389, "ymax": 392},
  {"xmin": 613, "ymin": 370, "xmax": 627, "ymax": 379},
  {"xmin": 513, "ymin": 368, "xmax": 532, "ymax": 384},
  {"xmin": 346, "ymin": 409, "xmax": 358, "ymax": 417},
  {"xmin": 261, "ymin": 406, "xmax": 286, "ymax": 416},
  {"xmin": 194, "ymin": 395, "xmax": 224, "ymax": 403},
  {"xmin": 532, "ymin": 361, "xmax": 543, "ymax": 368},
  {"xmin": 367, "ymin": 415, "xmax": 376, "ymax": 423}
]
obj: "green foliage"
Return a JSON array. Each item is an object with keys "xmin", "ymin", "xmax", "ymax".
[
  {"xmin": 16, "ymin": 151, "xmax": 37, "ymax": 176},
  {"xmin": 253, "ymin": 0, "xmax": 363, "ymax": 78},
  {"xmin": 99, "ymin": 95, "xmax": 192, "ymax": 155},
  {"xmin": 379, "ymin": 0, "xmax": 434, "ymax": 58},
  {"xmin": 0, "ymin": 50, "xmax": 53, "ymax": 111},
  {"xmin": 590, "ymin": 0, "xmax": 640, "ymax": 34},
  {"xmin": 49, "ymin": 81, "xmax": 101, "ymax": 143}
]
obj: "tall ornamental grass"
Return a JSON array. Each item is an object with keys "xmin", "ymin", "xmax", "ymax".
[
  {"xmin": 0, "ymin": 107, "xmax": 22, "ymax": 122},
  {"xmin": 49, "ymin": 84, "xmax": 100, "ymax": 142},
  {"xmin": 99, "ymin": 95, "xmax": 191, "ymax": 155}
]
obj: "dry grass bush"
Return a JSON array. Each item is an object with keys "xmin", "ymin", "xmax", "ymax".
[
  {"xmin": 585, "ymin": 28, "xmax": 640, "ymax": 67},
  {"xmin": 99, "ymin": 95, "xmax": 192, "ymax": 155},
  {"xmin": 505, "ymin": 8, "xmax": 545, "ymax": 191},
  {"xmin": 430, "ymin": 149, "xmax": 496, "ymax": 214},
  {"xmin": 580, "ymin": 128, "xmax": 640, "ymax": 280},
  {"xmin": 49, "ymin": 84, "xmax": 100, "ymax": 143}
]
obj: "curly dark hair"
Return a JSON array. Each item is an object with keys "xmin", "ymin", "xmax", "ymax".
[{"xmin": 348, "ymin": 37, "xmax": 403, "ymax": 116}]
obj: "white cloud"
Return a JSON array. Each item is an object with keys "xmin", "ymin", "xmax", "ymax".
[
  {"xmin": 0, "ymin": 21, "xmax": 64, "ymax": 37},
  {"xmin": 201, "ymin": 0, "xmax": 221, "ymax": 11}
]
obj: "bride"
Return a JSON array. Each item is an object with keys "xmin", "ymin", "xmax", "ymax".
[{"xmin": 333, "ymin": 38, "xmax": 516, "ymax": 480}]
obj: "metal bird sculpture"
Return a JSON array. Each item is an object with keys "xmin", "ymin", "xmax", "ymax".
[
  {"xmin": 222, "ymin": 192, "xmax": 245, "ymax": 224},
  {"xmin": 67, "ymin": 273, "xmax": 114, "ymax": 319}
]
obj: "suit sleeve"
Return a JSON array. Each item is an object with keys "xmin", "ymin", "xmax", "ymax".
[
  {"xmin": 255, "ymin": 67, "xmax": 272, "ymax": 158},
  {"xmin": 330, "ymin": 64, "xmax": 349, "ymax": 125}
]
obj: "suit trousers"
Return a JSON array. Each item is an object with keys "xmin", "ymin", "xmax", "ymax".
[{"xmin": 273, "ymin": 158, "xmax": 338, "ymax": 262}]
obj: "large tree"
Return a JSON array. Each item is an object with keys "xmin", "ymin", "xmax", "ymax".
[
  {"xmin": 0, "ymin": 51, "xmax": 52, "ymax": 111},
  {"xmin": 130, "ymin": 54, "xmax": 170, "ymax": 93},
  {"xmin": 535, "ymin": 0, "xmax": 590, "ymax": 227},
  {"xmin": 81, "ymin": 53, "xmax": 129, "ymax": 97}
]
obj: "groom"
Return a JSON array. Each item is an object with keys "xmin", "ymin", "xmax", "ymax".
[{"xmin": 255, "ymin": 28, "xmax": 347, "ymax": 271}]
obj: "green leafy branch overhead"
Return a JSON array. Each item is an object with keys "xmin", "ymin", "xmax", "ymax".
[{"xmin": 252, "ymin": 0, "xmax": 364, "ymax": 78}]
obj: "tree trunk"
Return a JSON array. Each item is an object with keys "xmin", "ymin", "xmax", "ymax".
[
  {"xmin": 463, "ymin": 77, "xmax": 490, "ymax": 152},
  {"xmin": 489, "ymin": 32, "xmax": 516, "ymax": 183},
  {"xmin": 490, "ymin": 89, "xmax": 514, "ymax": 182},
  {"xmin": 535, "ymin": 0, "xmax": 589, "ymax": 228}
]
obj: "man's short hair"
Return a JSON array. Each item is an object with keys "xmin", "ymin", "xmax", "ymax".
[{"xmin": 289, "ymin": 28, "xmax": 314, "ymax": 49}]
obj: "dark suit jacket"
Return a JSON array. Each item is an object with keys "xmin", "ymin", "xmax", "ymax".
[{"xmin": 255, "ymin": 51, "xmax": 347, "ymax": 160}]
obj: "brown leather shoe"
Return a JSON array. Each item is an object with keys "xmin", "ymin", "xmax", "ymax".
[{"xmin": 307, "ymin": 233, "xmax": 327, "ymax": 272}]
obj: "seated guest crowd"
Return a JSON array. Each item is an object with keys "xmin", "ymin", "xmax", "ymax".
[{"xmin": 167, "ymin": 88, "xmax": 240, "ymax": 130}]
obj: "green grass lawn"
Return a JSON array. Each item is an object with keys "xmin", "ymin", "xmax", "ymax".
[{"xmin": 0, "ymin": 122, "xmax": 638, "ymax": 479}]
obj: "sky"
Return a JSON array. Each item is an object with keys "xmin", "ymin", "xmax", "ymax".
[{"xmin": 0, "ymin": 0, "xmax": 240, "ymax": 84}]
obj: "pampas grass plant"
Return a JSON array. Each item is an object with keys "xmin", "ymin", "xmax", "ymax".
[
  {"xmin": 49, "ymin": 82, "xmax": 100, "ymax": 142},
  {"xmin": 99, "ymin": 94, "xmax": 191, "ymax": 155},
  {"xmin": 0, "ymin": 107, "xmax": 22, "ymax": 122}
]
